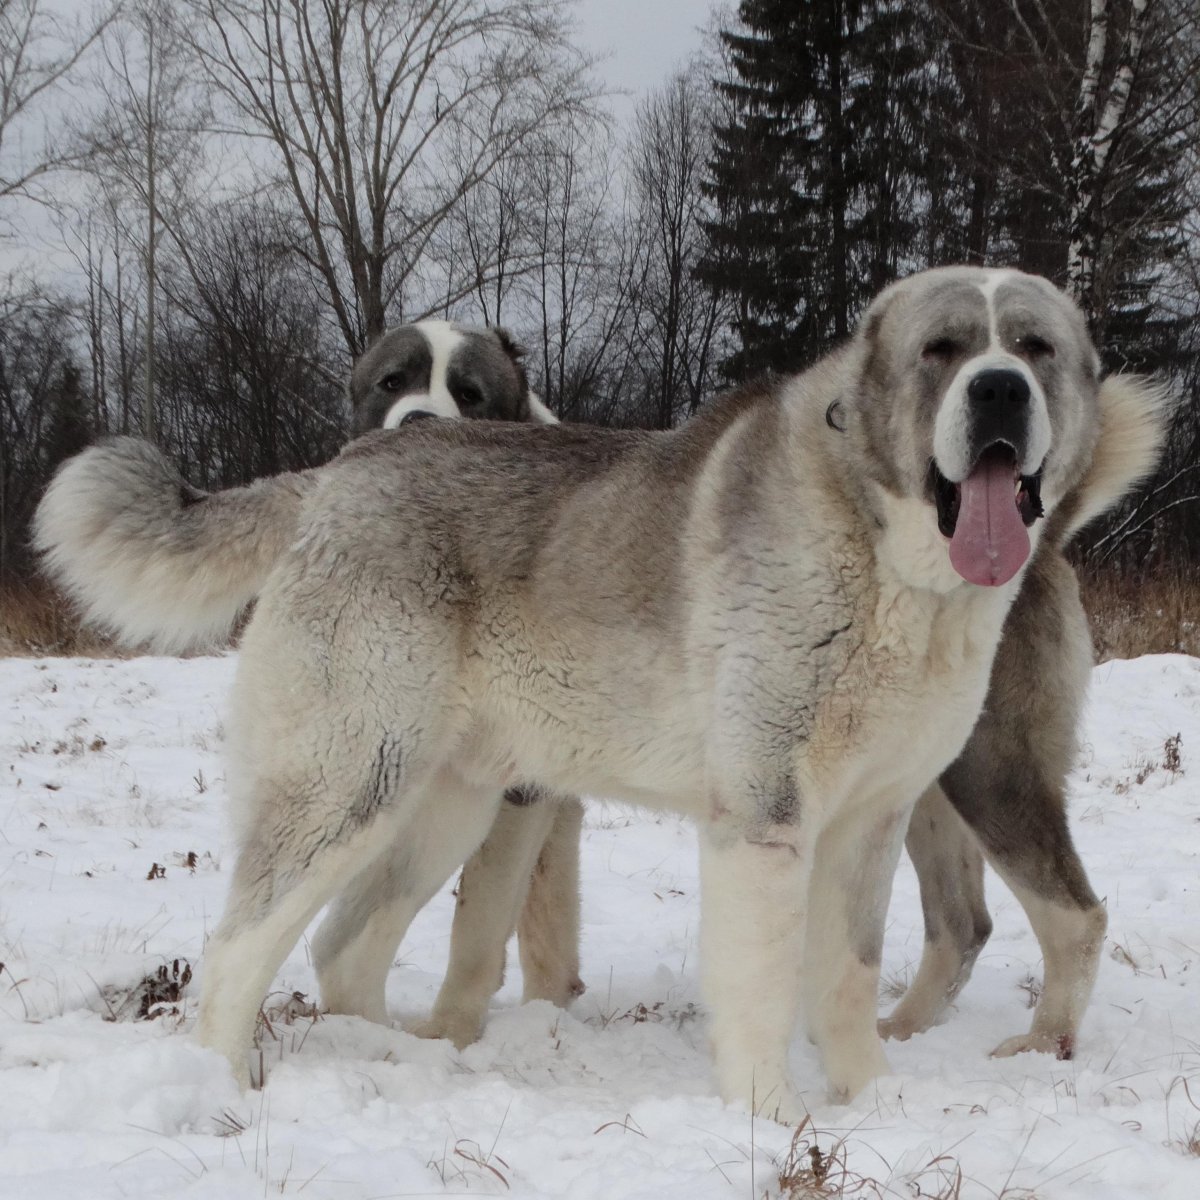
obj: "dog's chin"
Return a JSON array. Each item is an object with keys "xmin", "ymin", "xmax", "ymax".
[{"xmin": 927, "ymin": 445, "xmax": 1045, "ymax": 587}]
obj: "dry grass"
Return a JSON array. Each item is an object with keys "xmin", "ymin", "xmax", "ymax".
[
  {"xmin": 1080, "ymin": 568, "xmax": 1200, "ymax": 661},
  {"xmin": 0, "ymin": 578, "xmax": 120, "ymax": 658},
  {"xmin": 774, "ymin": 1118, "xmax": 885, "ymax": 1198}
]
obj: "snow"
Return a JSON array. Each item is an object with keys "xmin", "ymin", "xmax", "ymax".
[{"xmin": 1, "ymin": 651, "xmax": 1199, "ymax": 1198}]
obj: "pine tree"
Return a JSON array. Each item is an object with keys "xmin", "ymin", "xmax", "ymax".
[
  {"xmin": 42, "ymin": 364, "xmax": 91, "ymax": 471},
  {"xmin": 697, "ymin": 0, "xmax": 930, "ymax": 383},
  {"xmin": 697, "ymin": 1, "xmax": 818, "ymax": 383}
]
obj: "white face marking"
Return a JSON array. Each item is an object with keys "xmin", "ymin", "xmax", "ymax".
[
  {"xmin": 416, "ymin": 319, "xmax": 466, "ymax": 412},
  {"xmin": 379, "ymin": 320, "xmax": 468, "ymax": 428},
  {"xmin": 381, "ymin": 392, "xmax": 462, "ymax": 428},
  {"xmin": 976, "ymin": 270, "xmax": 1016, "ymax": 343},
  {"xmin": 932, "ymin": 273, "xmax": 1051, "ymax": 480}
]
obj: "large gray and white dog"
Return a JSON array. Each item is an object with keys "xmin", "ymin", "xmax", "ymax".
[{"xmin": 35, "ymin": 269, "xmax": 1165, "ymax": 1117}]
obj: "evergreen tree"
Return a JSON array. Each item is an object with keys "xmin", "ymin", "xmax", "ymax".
[
  {"xmin": 698, "ymin": 0, "xmax": 930, "ymax": 383},
  {"xmin": 698, "ymin": 1, "xmax": 817, "ymax": 383},
  {"xmin": 42, "ymin": 364, "xmax": 91, "ymax": 471}
]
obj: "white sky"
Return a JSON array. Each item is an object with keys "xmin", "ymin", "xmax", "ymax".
[
  {"xmin": 0, "ymin": 1, "xmax": 721, "ymax": 280},
  {"xmin": 573, "ymin": 0, "xmax": 714, "ymax": 115}
]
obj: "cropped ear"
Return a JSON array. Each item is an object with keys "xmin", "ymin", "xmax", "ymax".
[
  {"xmin": 491, "ymin": 326, "xmax": 541, "ymax": 422},
  {"xmin": 854, "ymin": 280, "xmax": 903, "ymax": 356},
  {"xmin": 493, "ymin": 326, "xmax": 527, "ymax": 363}
]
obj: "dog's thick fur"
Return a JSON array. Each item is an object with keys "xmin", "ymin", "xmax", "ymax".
[
  {"xmin": 33, "ymin": 318, "xmax": 588, "ymax": 1023},
  {"xmin": 35, "ymin": 269, "xmax": 1166, "ymax": 1115},
  {"xmin": 412, "ymin": 372, "xmax": 1168, "ymax": 1065}
]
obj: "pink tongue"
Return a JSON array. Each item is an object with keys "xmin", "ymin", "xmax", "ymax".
[{"xmin": 948, "ymin": 452, "xmax": 1030, "ymax": 586}]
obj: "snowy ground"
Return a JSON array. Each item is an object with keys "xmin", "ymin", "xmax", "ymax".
[{"xmin": 1, "ymin": 652, "xmax": 1199, "ymax": 1199}]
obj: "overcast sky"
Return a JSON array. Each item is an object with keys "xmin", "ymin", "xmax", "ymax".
[
  {"xmin": 573, "ymin": 0, "xmax": 715, "ymax": 116},
  {"xmin": 0, "ymin": 1, "xmax": 723, "ymax": 279}
]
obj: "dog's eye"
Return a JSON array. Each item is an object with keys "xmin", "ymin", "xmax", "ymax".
[
  {"xmin": 1017, "ymin": 334, "xmax": 1055, "ymax": 358},
  {"xmin": 921, "ymin": 337, "xmax": 958, "ymax": 360},
  {"xmin": 381, "ymin": 372, "xmax": 407, "ymax": 392},
  {"xmin": 455, "ymin": 384, "xmax": 482, "ymax": 408}
]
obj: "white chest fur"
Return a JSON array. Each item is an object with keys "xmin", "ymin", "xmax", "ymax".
[{"xmin": 805, "ymin": 565, "xmax": 1015, "ymax": 818}]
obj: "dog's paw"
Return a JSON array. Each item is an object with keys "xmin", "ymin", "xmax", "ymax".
[
  {"xmin": 521, "ymin": 973, "xmax": 586, "ymax": 1008},
  {"xmin": 822, "ymin": 1037, "xmax": 891, "ymax": 1105},
  {"xmin": 405, "ymin": 1010, "xmax": 483, "ymax": 1051},
  {"xmin": 732, "ymin": 1083, "xmax": 808, "ymax": 1127},
  {"xmin": 758, "ymin": 1089, "xmax": 809, "ymax": 1127},
  {"xmin": 877, "ymin": 1014, "xmax": 919, "ymax": 1043},
  {"xmin": 990, "ymin": 1031, "xmax": 1074, "ymax": 1060}
]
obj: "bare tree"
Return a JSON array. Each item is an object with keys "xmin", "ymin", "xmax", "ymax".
[
  {"xmin": 185, "ymin": 0, "xmax": 593, "ymax": 357},
  {"xmin": 1066, "ymin": 0, "xmax": 1152, "ymax": 320},
  {"xmin": 154, "ymin": 202, "xmax": 344, "ymax": 482},
  {"xmin": 0, "ymin": 287, "xmax": 77, "ymax": 578},
  {"xmin": 441, "ymin": 138, "xmax": 530, "ymax": 327},
  {"xmin": 83, "ymin": 0, "xmax": 210, "ymax": 442},
  {"xmin": 517, "ymin": 119, "xmax": 650, "ymax": 423},
  {"xmin": 627, "ymin": 71, "xmax": 726, "ymax": 427},
  {"xmin": 0, "ymin": 0, "xmax": 112, "ymax": 213}
]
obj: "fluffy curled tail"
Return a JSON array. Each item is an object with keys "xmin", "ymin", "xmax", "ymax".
[
  {"xmin": 33, "ymin": 437, "xmax": 317, "ymax": 653},
  {"xmin": 1056, "ymin": 373, "xmax": 1174, "ymax": 544}
]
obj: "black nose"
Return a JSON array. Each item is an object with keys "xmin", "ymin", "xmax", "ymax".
[
  {"xmin": 399, "ymin": 410, "xmax": 437, "ymax": 425},
  {"xmin": 967, "ymin": 368, "xmax": 1030, "ymax": 407}
]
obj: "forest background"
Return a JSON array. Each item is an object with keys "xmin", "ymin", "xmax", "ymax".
[{"xmin": 2, "ymin": 0, "xmax": 1198, "ymax": 654}]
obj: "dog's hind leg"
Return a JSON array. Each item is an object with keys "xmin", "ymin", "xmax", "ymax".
[
  {"xmin": 878, "ymin": 784, "xmax": 992, "ymax": 1042},
  {"xmin": 927, "ymin": 549, "xmax": 1104, "ymax": 1059},
  {"xmin": 517, "ymin": 796, "xmax": 585, "ymax": 1006},
  {"xmin": 196, "ymin": 778, "xmax": 412, "ymax": 1088},
  {"xmin": 408, "ymin": 790, "xmax": 562, "ymax": 1048},
  {"xmin": 963, "ymin": 551, "xmax": 1104, "ymax": 1061},
  {"xmin": 986, "ymin": 860, "xmax": 1106, "ymax": 1060},
  {"xmin": 312, "ymin": 771, "xmax": 506, "ymax": 1030},
  {"xmin": 803, "ymin": 801, "xmax": 909, "ymax": 1104}
]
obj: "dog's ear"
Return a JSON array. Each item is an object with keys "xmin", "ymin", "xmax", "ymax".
[
  {"xmin": 492, "ymin": 327, "xmax": 542, "ymax": 422},
  {"xmin": 493, "ymin": 327, "xmax": 527, "ymax": 363}
]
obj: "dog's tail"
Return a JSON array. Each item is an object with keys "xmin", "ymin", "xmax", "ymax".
[
  {"xmin": 1055, "ymin": 373, "xmax": 1174, "ymax": 545},
  {"xmin": 33, "ymin": 437, "xmax": 318, "ymax": 653}
]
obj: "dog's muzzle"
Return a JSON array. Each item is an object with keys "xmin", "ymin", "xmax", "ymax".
[
  {"xmin": 963, "ymin": 368, "xmax": 1033, "ymax": 465},
  {"xmin": 931, "ymin": 366, "xmax": 1045, "ymax": 588}
]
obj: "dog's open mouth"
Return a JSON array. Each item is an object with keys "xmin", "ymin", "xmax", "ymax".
[{"xmin": 929, "ymin": 444, "xmax": 1043, "ymax": 587}]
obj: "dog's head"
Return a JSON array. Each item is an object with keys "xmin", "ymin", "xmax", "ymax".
[
  {"xmin": 349, "ymin": 321, "xmax": 554, "ymax": 434},
  {"xmin": 848, "ymin": 267, "xmax": 1102, "ymax": 587}
]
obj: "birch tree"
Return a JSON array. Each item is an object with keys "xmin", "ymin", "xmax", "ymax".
[{"xmin": 1065, "ymin": 0, "xmax": 1151, "ymax": 321}]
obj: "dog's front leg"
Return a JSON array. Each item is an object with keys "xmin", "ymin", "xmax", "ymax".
[
  {"xmin": 803, "ymin": 801, "xmax": 910, "ymax": 1103},
  {"xmin": 699, "ymin": 819, "xmax": 811, "ymax": 1123}
]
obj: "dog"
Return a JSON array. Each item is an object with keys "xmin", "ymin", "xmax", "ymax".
[
  {"xmin": 403, "ymin": 379, "xmax": 1165, "ymax": 1064},
  {"xmin": 348, "ymin": 319, "xmax": 558, "ymax": 432},
  {"xmin": 33, "ymin": 316, "xmax": 588, "ymax": 1025},
  {"xmin": 34, "ymin": 268, "xmax": 1164, "ymax": 1116},
  {"xmin": 342, "ymin": 319, "xmax": 587, "ymax": 1025}
]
